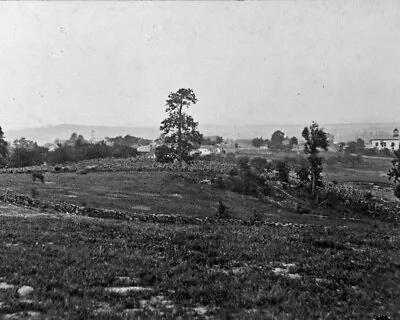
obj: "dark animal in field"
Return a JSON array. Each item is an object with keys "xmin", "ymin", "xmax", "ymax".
[
  {"xmin": 32, "ymin": 172, "xmax": 45, "ymax": 183},
  {"xmin": 54, "ymin": 166, "xmax": 62, "ymax": 173}
]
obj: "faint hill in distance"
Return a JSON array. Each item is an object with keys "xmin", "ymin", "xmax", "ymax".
[
  {"xmin": 6, "ymin": 124, "xmax": 160, "ymax": 145},
  {"xmin": 5, "ymin": 122, "xmax": 400, "ymax": 146}
]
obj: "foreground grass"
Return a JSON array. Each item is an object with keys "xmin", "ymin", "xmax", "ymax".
[{"xmin": 1, "ymin": 211, "xmax": 399, "ymax": 319}]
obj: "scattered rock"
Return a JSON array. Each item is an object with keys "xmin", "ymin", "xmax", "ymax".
[
  {"xmin": 199, "ymin": 179, "xmax": 212, "ymax": 185},
  {"xmin": 4, "ymin": 311, "xmax": 41, "ymax": 319},
  {"xmin": 140, "ymin": 295, "xmax": 175, "ymax": 311},
  {"xmin": 105, "ymin": 286, "xmax": 153, "ymax": 294},
  {"xmin": 193, "ymin": 306, "xmax": 209, "ymax": 315},
  {"xmin": 18, "ymin": 285, "xmax": 34, "ymax": 297},
  {"xmin": 272, "ymin": 263, "xmax": 300, "ymax": 280},
  {"xmin": 0, "ymin": 282, "xmax": 15, "ymax": 290},
  {"xmin": 92, "ymin": 302, "xmax": 113, "ymax": 316},
  {"xmin": 170, "ymin": 193, "xmax": 183, "ymax": 198},
  {"xmin": 114, "ymin": 276, "xmax": 141, "ymax": 286}
]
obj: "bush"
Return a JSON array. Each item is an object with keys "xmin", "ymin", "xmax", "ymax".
[
  {"xmin": 250, "ymin": 157, "xmax": 268, "ymax": 174},
  {"xmin": 155, "ymin": 145, "xmax": 175, "ymax": 163},
  {"xmin": 294, "ymin": 157, "xmax": 311, "ymax": 183},
  {"xmin": 274, "ymin": 160, "xmax": 290, "ymax": 183},
  {"xmin": 223, "ymin": 153, "xmax": 236, "ymax": 164}
]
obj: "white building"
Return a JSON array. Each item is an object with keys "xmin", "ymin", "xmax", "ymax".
[
  {"xmin": 369, "ymin": 128, "xmax": 400, "ymax": 150},
  {"xmin": 137, "ymin": 145, "xmax": 151, "ymax": 153}
]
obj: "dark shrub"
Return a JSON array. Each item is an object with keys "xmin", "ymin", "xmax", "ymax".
[
  {"xmin": 155, "ymin": 145, "xmax": 175, "ymax": 163},
  {"xmin": 223, "ymin": 152, "xmax": 236, "ymax": 164},
  {"xmin": 274, "ymin": 160, "xmax": 290, "ymax": 183},
  {"xmin": 364, "ymin": 191, "xmax": 373, "ymax": 200},
  {"xmin": 213, "ymin": 176, "xmax": 226, "ymax": 189},
  {"xmin": 250, "ymin": 157, "xmax": 268, "ymax": 174},
  {"xmin": 295, "ymin": 157, "xmax": 311, "ymax": 183}
]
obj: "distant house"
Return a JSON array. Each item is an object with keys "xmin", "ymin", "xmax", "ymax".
[
  {"xmin": 198, "ymin": 146, "xmax": 213, "ymax": 156},
  {"xmin": 137, "ymin": 145, "xmax": 151, "ymax": 153},
  {"xmin": 104, "ymin": 140, "xmax": 114, "ymax": 147},
  {"xmin": 44, "ymin": 143, "xmax": 58, "ymax": 152},
  {"xmin": 369, "ymin": 128, "xmax": 400, "ymax": 150},
  {"xmin": 195, "ymin": 145, "xmax": 225, "ymax": 156}
]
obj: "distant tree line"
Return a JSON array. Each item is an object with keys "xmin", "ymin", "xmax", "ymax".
[
  {"xmin": 0, "ymin": 131, "xmax": 142, "ymax": 168},
  {"xmin": 201, "ymin": 136, "xmax": 223, "ymax": 145},
  {"xmin": 251, "ymin": 130, "xmax": 298, "ymax": 151}
]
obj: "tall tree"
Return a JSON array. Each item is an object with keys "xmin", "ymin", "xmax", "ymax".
[
  {"xmin": 160, "ymin": 88, "xmax": 203, "ymax": 161},
  {"xmin": 270, "ymin": 130, "xmax": 285, "ymax": 151},
  {"xmin": 0, "ymin": 127, "xmax": 8, "ymax": 166},
  {"xmin": 302, "ymin": 122, "xmax": 329, "ymax": 195}
]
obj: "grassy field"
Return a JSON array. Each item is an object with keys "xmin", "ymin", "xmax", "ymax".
[
  {"xmin": 0, "ymin": 171, "xmax": 275, "ymax": 220},
  {"xmin": 0, "ymin": 162, "xmax": 399, "ymax": 319},
  {"xmin": 0, "ymin": 204, "xmax": 399, "ymax": 319}
]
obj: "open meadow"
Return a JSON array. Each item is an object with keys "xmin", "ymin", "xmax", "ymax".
[
  {"xmin": 0, "ymin": 158, "xmax": 399, "ymax": 319},
  {"xmin": 1, "ymin": 202, "xmax": 400, "ymax": 319}
]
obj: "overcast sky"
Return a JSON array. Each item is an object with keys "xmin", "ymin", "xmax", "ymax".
[{"xmin": 0, "ymin": 1, "xmax": 399, "ymax": 132}]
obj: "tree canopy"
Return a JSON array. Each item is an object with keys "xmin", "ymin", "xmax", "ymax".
[
  {"xmin": 302, "ymin": 122, "xmax": 329, "ymax": 194},
  {"xmin": 159, "ymin": 88, "xmax": 203, "ymax": 161},
  {"xmin": 269, "ymin": 130, "xmax": 285, "ymax": 150}
]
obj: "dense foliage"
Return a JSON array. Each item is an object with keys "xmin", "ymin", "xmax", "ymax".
[
  {"xmin": 159, "ymin": 88, "xmax": 203, "ymax": 161},
  {"xmin": 4, "ymin": 136, "xmax": 139, "ymax": 168},
  {"xmin": 302, "ymin": 122, "xmax": 329, "ymax": 194}
]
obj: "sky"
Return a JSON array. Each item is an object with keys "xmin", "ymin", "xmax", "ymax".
[{"xmin": 0, "ymin": 0, "xmax": 399, "ymax": 132}]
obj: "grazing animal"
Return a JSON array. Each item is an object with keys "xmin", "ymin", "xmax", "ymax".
[{"xmin": 32, "ymin": 172, "xmax": 45, "ymax": 183}]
